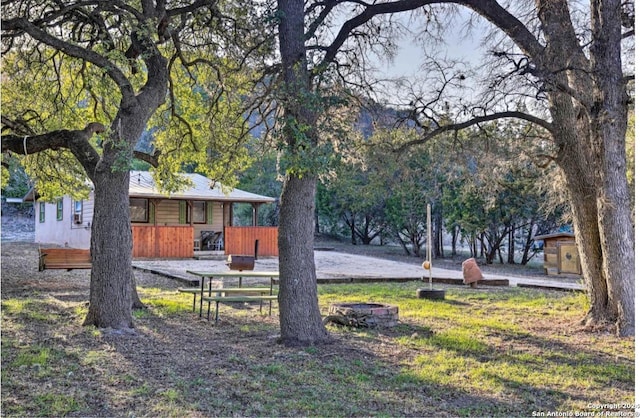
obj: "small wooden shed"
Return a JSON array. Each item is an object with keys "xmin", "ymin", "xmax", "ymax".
[{"xmin": 533, "ymin": 232, "xmax": 581, "ymax": 276}]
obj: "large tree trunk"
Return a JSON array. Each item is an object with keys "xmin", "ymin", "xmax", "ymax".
[
  {"xmin": 562, "ymin": 168, "xmax": 615, "ymax": 324},
  {"xmin": 81, "ymin": 96, "xmax": 162, "ymax": 328},
  {"xmin": 546, "ymin": 71, "xmax": 616, "ymax": 328},
  {"xmin": 537, "ymin": 0, "xmax": 633, "ymax": 335},
  {"xmin": 276, "ymin": 0, "xmax": 332, "ymax": 346},
  {"xmin": 278, "ymin": 175, "xmax": 331, "ymax": 346},
  {"xmin": 82, "ymin": 169, "xmax": 134, "ymax": 329},
  {"xmin": 589, "ymin": 0, "xmax": 634, "ymax": 336}
]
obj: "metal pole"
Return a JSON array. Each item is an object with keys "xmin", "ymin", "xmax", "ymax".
[{"xmin": 427, "ymin": 203, "xmax": 432, "ymax": 289}]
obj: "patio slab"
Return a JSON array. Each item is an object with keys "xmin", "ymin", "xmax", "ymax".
[{"xmin": 132, "ymin": 250, "xmax": 583, "ymax": 291}]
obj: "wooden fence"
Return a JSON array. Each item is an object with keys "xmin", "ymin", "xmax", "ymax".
[
  {"xmin": 132, "ymin": 225, "xmax": 194, "ymax": 258},
  {"xmin": 224, "ymin": 226, "xmax": 278, "ymax": 257}
]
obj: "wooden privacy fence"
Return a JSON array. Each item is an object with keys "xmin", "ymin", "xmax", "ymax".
[
  {"xmin": 225, "ymin": 226, "xmax": 278, "ymax": 257},
  {"xmin": 132, "ymin": 225, "xmax": 193, "ymax": 258}
]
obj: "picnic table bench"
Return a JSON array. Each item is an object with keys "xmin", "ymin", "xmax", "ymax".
[
  {"xmin": 178, "ymin": 287, "xmax": 272, "ymax": 312},
  {"xmin": 182, "ymin": 270, "xmax": 280, "ymax": 322},
  {"xmin": 39, "ymin": 248, "xmax": 91, "ymax": 271},
  {"xmin": 202, "ymin": 294, "xmax": 279, "ymax": 322}
]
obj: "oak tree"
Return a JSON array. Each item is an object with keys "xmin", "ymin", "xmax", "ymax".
[{"xmin": 2, "ymin": 0, "xmax": 266, "ymax": 330}]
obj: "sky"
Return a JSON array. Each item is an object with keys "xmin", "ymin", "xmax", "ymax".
[{"xmin": 380, "ymin": 8, "xmax": 488, "ymax": 79}]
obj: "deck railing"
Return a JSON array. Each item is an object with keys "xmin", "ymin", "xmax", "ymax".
[
  {"xmin": 224, "ymin": 226, "xmax": 278, "ymax": 257},
  {"xmin": 132, "ymin": 225, "xmax": 194, "ymax": 258}
]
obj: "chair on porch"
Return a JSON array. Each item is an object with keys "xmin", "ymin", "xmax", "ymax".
[{"xmin": 201, "ymin": 230, "xmax": 223, "ymax": 250}]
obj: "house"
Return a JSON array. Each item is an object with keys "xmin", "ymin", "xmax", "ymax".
[
  {"xmin": 533, "ymin": 232, "xmax": 581, "ymax": 275},
  {"xmin": 25, "ymin": 171, "xmax": 278, "ymax": 258}
]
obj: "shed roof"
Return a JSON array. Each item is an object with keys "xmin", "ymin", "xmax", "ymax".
[
  {"xmin": 129, "ymin": 171, "xmax": 276, "ymax": 203},
  {"xmin": 533, "ymin": 232, "xmax": 575, "ymax": 241}
]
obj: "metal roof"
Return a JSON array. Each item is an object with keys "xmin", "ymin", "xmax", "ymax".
[
  {"xmin": 23, "ymin": 171, "xmax": 276, "ymax": 204},
  {"xmin": 532, "ymin": 232, "xmax": 575, "ymax": 241},
  {"xmin": 128, "ymin": 171, "xmax": 276, "ymax": 203}
]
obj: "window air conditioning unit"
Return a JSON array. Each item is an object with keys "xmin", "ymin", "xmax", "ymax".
[{"xmin": 73, "ymin": 213, "xmax": 82, "ymax": 224}]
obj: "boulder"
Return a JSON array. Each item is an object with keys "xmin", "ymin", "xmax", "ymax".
[{"xmin": 462, "ymin": 258, "xmax": 483, "ymax": 285}]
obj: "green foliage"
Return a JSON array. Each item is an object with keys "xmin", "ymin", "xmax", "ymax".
[
  {"xmin": 2, "ymin": 28, "xmax": 261, "ymax": 200},
  {"xmin": 317, "ymin": 125, "xmax": 388, "ymax": 242},
  {"xmin": 1, "ymin": 52, "xmax": 110, "ymax": 200},
  {"xmin": 0, "ymin": 166, "xmax": 8, "ymax": 190},
  {"xmin": 437, "ymin": 122, "xmax": 565, "ymax": 262},
  {"xmin": 274, "ymin": 88, "xmax": 354, "ymax": 179},
  {"xmin": 312, "ymin": 115, "xmax": 566, "ymax": 261},
  {"xmin": 1, "ymin": 156, "xmax": 30, "ymax": 198},
  {"xmin": 149, "ymin": 58, "xmax": 255, "ymax": 191},
  {"xmin": 235, "ymin": 148, "xmax": 281, "ymax": 226}
]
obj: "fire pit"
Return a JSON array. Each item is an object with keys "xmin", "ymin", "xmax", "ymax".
[{"xmin": 323, "ymin": 302, "xmax": 398, "ymax": 328}]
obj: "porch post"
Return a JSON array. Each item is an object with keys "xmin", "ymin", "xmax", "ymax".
[
  {"xmin": 151, "ymin": 199, "xmax": 159, "ymax": 258},
  {"xmin": 252, "ymin": 203, "xmax": 261, "ymax": 226}
]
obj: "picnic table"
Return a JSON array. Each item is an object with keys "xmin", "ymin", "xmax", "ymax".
[{"xmin": 181, "ymin": 270, "xmax": 280, "ymax": 320}]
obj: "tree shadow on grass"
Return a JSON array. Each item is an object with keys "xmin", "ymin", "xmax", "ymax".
[
  {"xmin": 394, "ymin": 321, "xmax": 633, "ymax": 412},
  {"xmin": 87, "ymin": 303, "xmax": 529, "ymax": 417},
  {"xmin": 1, "ymin": 247, "xmax": 632, "ymax": 418}
]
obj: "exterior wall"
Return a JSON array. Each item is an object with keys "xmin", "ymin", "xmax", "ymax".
[
  {"xmin": 132, "ymin": 199, "xmax": 228, "ymax": 245},
  {"xmin": 35, "ymin": 194, "xmax": 93, "ymax": 249},
  {"xmin": 152, "ymin": 199, "xmax": 180, "ymax": 225},
  {"xmin": 542, "ymin": 237, "xmax": 579, "ymax": 275},
  {"xmin": 150, "ymin": 199, "xmax": 224, "ymax": 246}
]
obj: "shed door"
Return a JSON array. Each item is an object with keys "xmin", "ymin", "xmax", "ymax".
[{"xmin": 557, "ymin": 243, "xmax": 581, "ymax": 275}]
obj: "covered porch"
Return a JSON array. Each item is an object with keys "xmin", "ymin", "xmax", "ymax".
[
  {"xmin": 131, "ymin": 224, "xmax": 279, "ymax": 258},
  {"xmin": 129, "ymin": 171, "xmax": 277, "ymax": 259}
]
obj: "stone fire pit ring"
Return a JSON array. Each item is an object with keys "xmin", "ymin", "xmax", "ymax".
[{"xmin": 324, "ymin": 302, "xmax": 399, "ymax": 328}]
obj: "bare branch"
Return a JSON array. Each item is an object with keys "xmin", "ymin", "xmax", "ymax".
[
  {"xmin": 398, "ymin": 111, "xmax": 553, "ymax": 151},
  {"xmin": 318, "ymin": 0, "xmax": 545, "ymax": 74}
]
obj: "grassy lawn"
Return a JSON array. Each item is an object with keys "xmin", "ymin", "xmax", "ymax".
[{"xmin": 1, "ymin": 281, "xmax": 633, "ymax": 417}]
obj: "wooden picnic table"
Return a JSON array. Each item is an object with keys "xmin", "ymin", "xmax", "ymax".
[{"xmin": 184, "ymin": 270, "xmax": 280, "ymax": 318}]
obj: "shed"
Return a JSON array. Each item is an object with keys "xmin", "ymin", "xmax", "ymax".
[{"xmin": 533, "ymin": 232, "xmax": 581, "ymax": 276}]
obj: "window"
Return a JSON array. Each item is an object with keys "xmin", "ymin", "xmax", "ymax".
[
  {"xmin": 39, "ymin": 202, "xmax": 45, "ymax": 223},
  {"xmin": 56, "ymin": 199, "xmax": 63, "ymax": 221},
  {"xmin": 130, "ymin": 198, "xmax": 149, "ymax": 223},
  {"xmin": 191, "ymin": 201, "xmax": 206, "ymax": 224},
  {"xmin": 73, "ymin": 201, "xmax": 83, "ymax": 224}
]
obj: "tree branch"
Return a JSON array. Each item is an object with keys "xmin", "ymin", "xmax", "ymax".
[
  {"xmin": 2, "ymin": 123, "xmax": 105, "ymax": 174},
  {"xmin": 2, "ymin": 17, "xmax": 135, "ymax": 100},
  {"xmin": 317, "ymin": 0, "xmax": 544, "ymax": 73},
  {"xmin": 318, "ymin": 0, "xmax": 435, "ymax": 71},
  {"xmin": 459, "ymin": 0, "xmax": 543, "ymax": 57},
  {"xmin": 305, "ymin": 0, "xmax": 339, "ymax": 41},
  {"xmin": 397, "ymin": 111, "xmax": 553, "ymax": 151},
  {"xmin": 133, "ymin": 150, "xmax": 160, "ymax": 167}
]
